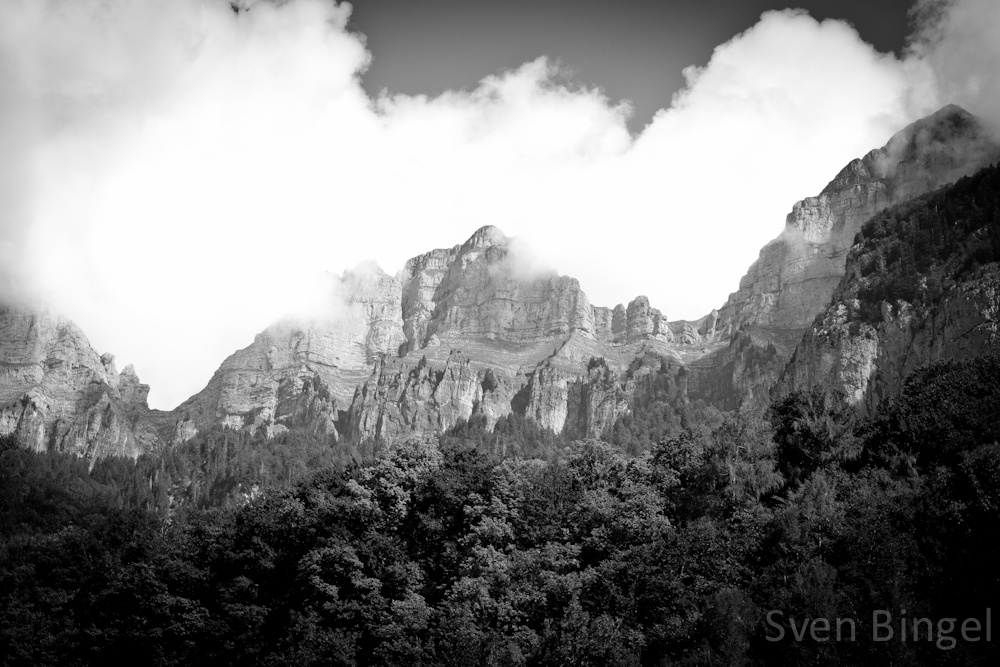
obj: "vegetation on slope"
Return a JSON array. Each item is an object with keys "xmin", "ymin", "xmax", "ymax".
[
  {"xmin": 2, "ymin": 355, "xmax": 1000, "ymax": 666},
  {"xmin": 844, "ymin": 163, "xmax": 1000, "ymax": 324}
]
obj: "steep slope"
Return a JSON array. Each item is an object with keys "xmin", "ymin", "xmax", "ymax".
[
  {"xmin": 718, "ymin": 105, "xmax": 998, "ymax": 332},
  {"xmin": 778, "ymin": 163, "xmax": 1000, "ymax": 412},
  {"xmin": 165, "ymin": 266, "xmax": 407, "ymax": 442},
  {"xmin": 0, "ymin": 306, "xmax": 163, "ymax": 461},
  {"xmin": 689, "ymin": 105, "xmax": 1000, "ymax": 408}
]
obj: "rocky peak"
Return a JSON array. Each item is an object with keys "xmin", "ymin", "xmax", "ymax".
[
  {"xmin": 0, "ymin": 305, "xmax": 164, "ymax": 460},
  {"xmin": 623, "ymin": 296, "xmax": 672, "ymax": 344},
  {"xmin": 873, "ymin": 104, "xmax": 996, "ymax": 199},
  {"xmin": 341, "ymin": 261, "xmax": 397, "ymax": 300},
  {"xmin": 462, "ymin": 225, "xmax": 508, "ymax": 251},
  {"xmin": 157, "ymin": 219, "xmax": 718, "ymax": 446},
  {"xmin": 118, "ymin": 363, "xmax": 151, "ymax": 408},
  {"xmin": 100, "ymin": 353, "xmax": 118, "ymax": 380},
  {"xmin": 685, "ymin": 106, "xmax": 1000, "ymax": 411}
]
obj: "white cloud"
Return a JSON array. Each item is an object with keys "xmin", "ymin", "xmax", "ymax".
[
  {"xmin": 909, "ymin": 0, "xmax": 1000, "ymax": 129},
  {"xmin": 0, "ymin": 0, "xmax": 994, "ymax": 408}
]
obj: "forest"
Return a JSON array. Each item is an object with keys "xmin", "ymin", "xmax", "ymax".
[{"xmin": 2, "ymin": 354, "xmax": 999, "ymax": 666}]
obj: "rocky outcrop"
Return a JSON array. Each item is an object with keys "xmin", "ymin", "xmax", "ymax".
[
  {"xmin": 398, "ymin": 226, "xmax": 671, "ymax": 349},
  {"xmin": 341, "ymin": 343, "xmax": 685, "ymax": 446},
  {"xmin": 344, "ymin": 352, "xmax": 503, "ymax": 444},
  {"xmin": 779, "ymin": 271, "xmax": 1000, "ymax": 414},
  {"xmin": 0, "ymin": 306, "xmax": 163, "ymax": 461}
]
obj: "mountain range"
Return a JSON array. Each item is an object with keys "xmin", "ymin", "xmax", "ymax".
[{"xmin": 3, "ymin": 104, "xmax": 1000, "ymax": 462}]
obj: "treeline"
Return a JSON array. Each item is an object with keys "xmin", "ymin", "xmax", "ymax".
[{"xmin": 2, "ymin": 355, "xmax": 999, "ymax": 666}]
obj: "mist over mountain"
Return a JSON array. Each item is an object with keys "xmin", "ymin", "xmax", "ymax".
[
  {"xmin": 4, "ymin": 0, "xmax": 1000, "ymax": 411},
  {"xmin": 3, "ymin": 103, "xmax": 998, "ymax": 464}
]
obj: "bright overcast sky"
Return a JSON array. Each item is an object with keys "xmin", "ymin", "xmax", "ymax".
[{"xmin": 1, "ymin": 0, "xmax": 998, "ymax": 409}]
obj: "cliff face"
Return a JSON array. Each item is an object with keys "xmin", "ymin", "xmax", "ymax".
[
  {"xmin": 778, "ymin": 164, "xmax": 1000, "ymax": 412},
  {"xmin": 719, "ymin": 105, "xmax": 998, "ymax": 334},
  {"xmin": 398, "ymin": 226, "xmax": 674, "ymax": 349},
  {"xmin": 782, "ymin": 266, "xmax": 1000, "ymax": 415},
  {"xmin": 5, "ymin": 105, "xmax": 996, "ymax": 459},
  {"xmin": 0, "ymin": 307, "xmax": 163, "ymax": 461},
  {"xmin": 164, "ymin": 225, "xmax": 723, "ymax": 446},
  {"xmin": 165, "ymin": 267, "xmax": 406, "ymax": 442},
  {"xmin": 692, "ymin": 105, "xmax": 1000, "ymax": 409}
]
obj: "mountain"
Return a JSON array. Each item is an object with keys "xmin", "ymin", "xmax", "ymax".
[
  {"xmin": 164, "ymin": 224, "xmax": 727, "ymax": 447},
  {"xmin": 718, "ymin": 105, "xmax": 998, "ymax": 333},
  {"xmin": 687, "ymin": 104, "xmax": 1000, "ymax": 409},
  {"xmin": 778, "ymin": 162, "xmax": 1000, "ymax": 412},
  {"xmin": 167, "ymin": 105, "xmax": 998, "ymax": 446},
  {"xmin": 2, "ymin": 104, "xmax": 998, "ymax": 461}
]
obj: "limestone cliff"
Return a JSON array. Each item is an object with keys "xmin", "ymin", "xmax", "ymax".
[
  {"xmin": 165, "ymin": 266, "xmax": 406, "ymax": 442},
  {"xmin": 157, "ymin": 106, "xmax": 1000, "ymax": 445},
  {"xmin": 691, "ymin": 105, "xmax": 1000, "ymax": 409},
  {"xmin": 778, "ymin": 163, "xmax": 1000, "ymax": 413},
  {"xmin": 166, "ymin": 225, "xmax": 721, "ymax": 446},
  {"xmin": 719, "ymin": 105, "xmax": 998, "ymax": 333},
  {"xmin": 7, "ymin": 105, "xmax": 996, "ymax": 459},
  {"xmin": 0, "ymin": 306, "xmax": 163, "ymax": 461}
]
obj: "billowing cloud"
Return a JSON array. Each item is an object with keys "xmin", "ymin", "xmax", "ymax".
[
  {"xmin": 0, "ymin": 0, "xmax": 996, "ymax": 408},
  {"xmin": 909, "ymin": 0, "xmax": 1000, "ymax": 128}
]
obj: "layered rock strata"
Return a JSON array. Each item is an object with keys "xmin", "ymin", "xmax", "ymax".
[
  {"xmin": 166, "ymin": 225, "xmax": 723, "ymax": 446},
  {"xmin": 166, "ymin": 267, "xmax": 406, "ymax": 442},
  {"xmin": 5, "ymin": 105, "xmax": 996, "ymax": 458}
]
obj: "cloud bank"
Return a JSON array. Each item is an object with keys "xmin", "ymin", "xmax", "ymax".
[{"xmin": 0, "ymin": 0, "xmax": 996, "ymax": 408}]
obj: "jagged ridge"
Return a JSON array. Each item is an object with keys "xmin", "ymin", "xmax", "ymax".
[{"xmin": 3, "ymin": 105, "xmax": 998, "ymax": 459}]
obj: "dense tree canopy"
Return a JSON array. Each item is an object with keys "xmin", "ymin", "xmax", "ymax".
[{"xmin": 2, "ymin": 355, "xmax": 999, "ymax": 665}]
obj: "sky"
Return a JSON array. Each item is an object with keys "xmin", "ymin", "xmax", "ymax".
[
  {"xmin": 1, "ymin": 0, "xmax": 999, "ymax": 409},
  {"xmin": 350, "ymin": 0, "xmax": 917, "ymax": 134}
]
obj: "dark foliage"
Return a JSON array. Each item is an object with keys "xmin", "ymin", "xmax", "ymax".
[
  {"xmin": 3, "ymin": 356, "xmax": 998, "ymax": 665},
  {"xmin": 848, "ymin": 163, "xmax": 1000, "ymax": 323}
]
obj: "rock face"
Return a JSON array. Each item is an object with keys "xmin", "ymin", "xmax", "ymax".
[
  {"xmin": 5, "ymin": 105, "xmax": 996, "ymax": 459},
  {"xmin": 0, "ymin": 306, "xmax": 163, "ymax": 461},
  {"xmin": 718, "ymin": 105, "xmax": 999, "ymax": 333},
  {"xmin": 164, "ymin": 225, "xmax": 725, "ymax": 446},
  {"xmin": 778, "ymin": 164, "xmax": 1000, "ymax": 412},
  {"xmin": 781, "ymin": 269, "xmax": 1000, "ymax": 415},
  {"xmin": 166, "ymin": 266, "xmax": 406, "ymax": 442},
  {"xmin": 690, "ymin": 105, "xmax": 1000, "ymax": 409}
]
